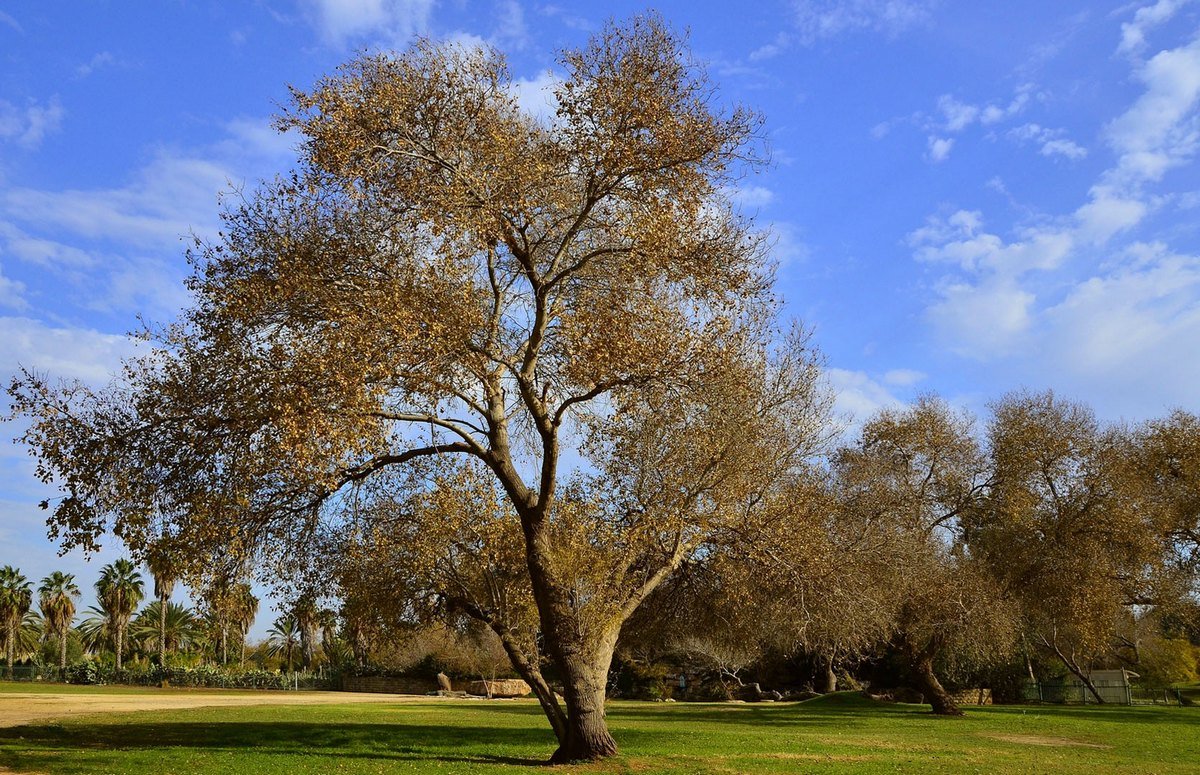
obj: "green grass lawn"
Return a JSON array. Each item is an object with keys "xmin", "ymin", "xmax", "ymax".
[{"xmin": 1, "ymin": 691, "xmax": 1196, "ymax": 774}]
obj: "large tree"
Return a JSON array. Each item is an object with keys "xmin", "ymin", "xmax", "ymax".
[
  {"xmin": 8, "ymin": 16, "xmax": 828, "ymax": 760},
  {"xmin": 831, "ymin": 397, "xmax": 1013, "ymax": 715},
  {"xmin": 968, "ymin": 391, "xmax": 1167, "ymax": 702},
  {"xmin": 38, "ymin": 571, "xmax": 81, "ymax": 675}
]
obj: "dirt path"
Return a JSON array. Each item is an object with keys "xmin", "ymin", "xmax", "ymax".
[{"xmin": 0, "ymin": 690, "xmax": 442, "ymax": 728}]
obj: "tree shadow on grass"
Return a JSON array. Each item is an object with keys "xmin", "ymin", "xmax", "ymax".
[{"xmin": 0, "ymin": 720, "xmax": 594, "ymax": 773}]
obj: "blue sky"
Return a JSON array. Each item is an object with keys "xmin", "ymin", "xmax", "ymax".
[{"xmin": 2, "ymin": 0, "xmax": 1199, "ymax": 636}]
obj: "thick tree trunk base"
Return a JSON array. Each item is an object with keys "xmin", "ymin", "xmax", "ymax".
[
  {"xmin": 912, "ymin": 656, "xmax": 963, "ymax": 716},
  {"xmin": 549, "ymin": 728, "xmax": 619, "ymax": 764}
]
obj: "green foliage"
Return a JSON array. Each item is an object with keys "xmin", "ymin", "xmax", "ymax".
[
  {"xmin": 1137, "ymin": 638, "xmax": 1200, "ymax": 687},
  {"xmin": 61, "ymin": 662, "xmax": 337, "ymax": 690}
]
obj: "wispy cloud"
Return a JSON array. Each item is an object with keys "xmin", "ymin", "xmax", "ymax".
[
  {"xmin": 909, "ymin": 14, "xmax": 1200, "ymax": 409},
  {"xmin": 792, "ymin": 0, "xmax": 936, "ymax": 44},
  {"xmin": 75, "ymin": 51, "xmax": 115, "ymax": 79},
  {"xmin": 300, "ymin": 0, "xmax": 434, "ymax": 47},
  {"xmin": 1117, "ymin": 0, "xmax": 1194, "ymax": 59},
  {"xmin": 1009, "ymin": 123, "xmax": 1088, "ymax": 160},
  {"xmin": 0, "ymin": 96, "xmax": 65, "ymax": 149}
]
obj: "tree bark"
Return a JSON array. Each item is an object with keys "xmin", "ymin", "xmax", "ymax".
[
  {"xmin": 548, "ymin": 641, "xmax": 620, "ymax": 764},
  {"xmin": 60, "ymin": 629, "xmax": 68, "ymax": 673},
  {"xmin": 911, "ymin": 651, "xmax": 962, "ymax": 715},
  {"xmin": 159, "ymin": 592, "xmax": 168, "ymax": 665},
  {"xmin": 1041, "ymin": 636, "xmax": 1105, "ymax": 704},
  {"xmin": 814, "ymin": 651, "xmax": 837, "ymax": 693},
  {"xmin": 116, "ymin": 624, "xmax": 124, "ymax": 671},
  {"xmin": 901, "ymin": 633, "xmax": 962, "ymax": 716},
  {"xmin": 5, "ymin": 623, "xmax": 13, "ymax": 678}
]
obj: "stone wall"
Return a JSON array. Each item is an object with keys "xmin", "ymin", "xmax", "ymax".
[
  {"xmin": 340, "ymin": 675, "xmax": 437, "ymax": 695},
  {"xmin": 948, "ymin": 687, "xmax": 993, "ymax": 706}
]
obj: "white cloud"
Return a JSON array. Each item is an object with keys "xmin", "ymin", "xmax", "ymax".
[
  {"xmin": 926, "ymin": 277, "xmax": 1035, "ymax": 357},
  {"xmin": 510, "ymin": 70, "xmax": 561, "ymax": 124},
  {"xmin": 727, "ymin": 184, "xmax": 775, "ymax": 209},
  {"xmin": 909, "ymin": 23, "xmax": 1200, "ymax": 406},
  {"xmin": 492, "ymin": 0, "xmax": 529, "ymax": 50},
  {"xmin": 3, "ymin": 154, "xmax": 228, "ymax": 249},
  {"xmin": 938, "ymin": 95, "xmax": 979, "ymax": 132},
  {"xmin": 1039, "ymin": 138, "xmax": 1089, "ymax": 160},
  {"xmin": 0, "ymin": 267, "xmax": 27, "ymax": 310},
  {"xmin": 926, "ymin": 135, "xmax": 954, "ymax": 163},
  {"xmin": 824, "ymin": 367, "xmax": 905, "ymax": 425},
  {"xmin": 1117, "ymin": 0, "xmax": 1193, "ymax": 59},
  {"xmin": 1104, "ymin": 35, "xmax": 1200, "ymax": 187},
  {"xmin": 1038, "ymin": 244, "xmax": 1200, "ymax": 412},
  {"xmin": 0, "ymin": 96, "xmax": 65, "ymax": 149},
  {"xmin": 883, "ymin": 368, "xmax": 926, "ymax": 386},
  {"xmin": 75, "ymin": 52, "xmax": 115, "ymax": 78},
  {"xmin": 791, "ymin": 0, "xmax": 935, "ymax": 43},
  {"xmin": 301, "ymin": 0, "xmax": 434, "ymax": 46},
  {"xmin": 0, "ymin": 317, "xmax": 137, "ymax": 384},
  {"xmin": 1009, "ymin": 123, "xmax": 1088, "ymax": 160}
]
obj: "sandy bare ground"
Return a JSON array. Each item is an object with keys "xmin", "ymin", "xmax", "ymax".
[{"xmin": 0, "ymin": 690, "xmax": 442, "ymax": 729}]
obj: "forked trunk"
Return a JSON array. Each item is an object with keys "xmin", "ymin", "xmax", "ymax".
[{"xmin": 911, "ymin": 652, "xmax": 961, "ymax": 716}]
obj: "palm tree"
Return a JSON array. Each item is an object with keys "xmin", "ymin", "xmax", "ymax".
[
  {"xmin": 95, "ymin": 559, "xmax": 144, "ymax": 670},
  {"xmin": 230, "ymin": 584, "xmax": 259, "ymax": 668},
  {"xmin": 77, "ymin": 605, "xmax": 114, "ymax": 656},
  {"xmin": 293, "ymin": 596, "xmax": 319, "ymax": 670},
  {"xmin": 38, "ymin": 572, "xmax": 81, "ymax": 675},
  {"xmin": 146, "ymin": 546, "xmax": 178, "ymax": 665},
  {"xmin": 131, "ymin": 601, "xmax": 202, "ymax": 654},
  {"xmin": 266, "ymin": 615, "xmax": 299, "ymax": 673},
  {"xmin": 0, "ymin": 566, "xmax": 33, "ymax": 678}
]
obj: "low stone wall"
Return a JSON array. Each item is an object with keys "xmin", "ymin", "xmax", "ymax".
[
  {"xmin": 949, "ymin": 688, "xmax": 993, "ymax": 706},
  {"xmin": 465, "ymin": 678, "xmax": 532, "ymax": 698},
  {"xmin": 340, "ymin": 675, "xmax": 438, "ymax": 695}
]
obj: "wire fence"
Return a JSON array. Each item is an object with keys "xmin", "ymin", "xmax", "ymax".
[{"xmin": 1022, "ymin": 680, "xmax": 1189, "ymax": 706}]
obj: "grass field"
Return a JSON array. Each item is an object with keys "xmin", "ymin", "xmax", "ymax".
[{"xmin": 1, "ymin": 688, "xmax": 1197, "ymax": 774}]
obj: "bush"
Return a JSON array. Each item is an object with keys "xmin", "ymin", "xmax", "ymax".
[{"xmin": 63, "ymin": 662, "xmax": 337, "ymax": 690}]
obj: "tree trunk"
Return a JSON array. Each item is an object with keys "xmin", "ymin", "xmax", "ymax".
[
  {"xmin": 221, "ymin": 626, "xmax": 228, "ymax": 665},
  {"xmin": 900, "ymin": 632, "xmax": 961, "ymax": 716},
  {"xmin": 116, "ymin": 624, "xmax": 124, "ymax": 671},
  {"xmin": 159, "ymin": 592, "xmax": 168, "ymax": 665},
  {"xmin": 60, "ymin": 629, "xmax": 68, "ymax": 673},
  {"xmin": 1042, "ymin": 636, "xmax": 1105, "ymax": 704},
  {"xmin": 549, "ymin": 642, "xmax": 620, "ymax": 764},
  {"xmin": 814, "ymin": 651, "xmax": 837, "ymax": 693},
  {"xmin": 240, "ymin": 638, "xmax": 246, "ymax": 669},
  {"xmin": 5, "ymin": 623, "xmax": 13, "ymax": 678},
  {"xmin": 911, "ymin": 651, "xmax": 962, "ymax": 716}
]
